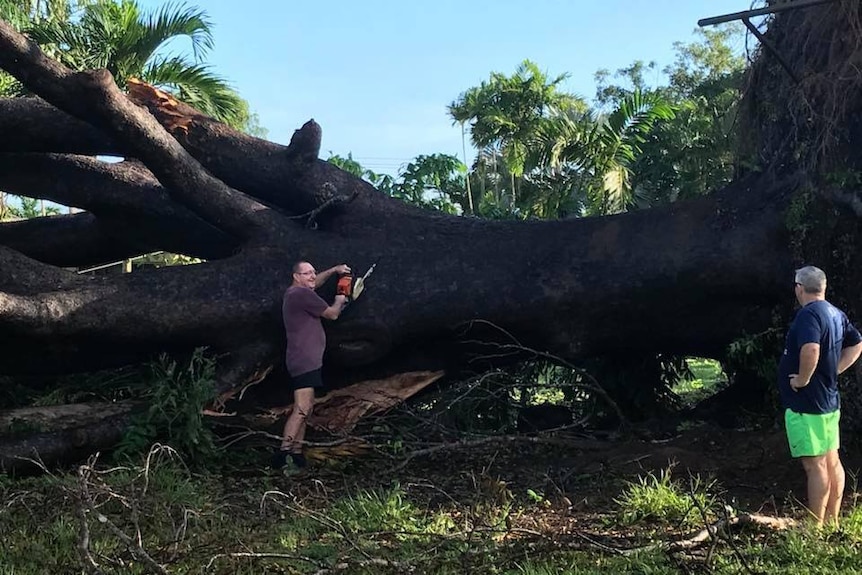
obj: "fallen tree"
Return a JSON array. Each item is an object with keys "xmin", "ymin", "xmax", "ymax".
[{"xmin": 2, "ymin": 1, "xmax": 862, "ymax": 465}]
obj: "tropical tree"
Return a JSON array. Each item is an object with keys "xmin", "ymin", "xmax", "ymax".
[
  {"xmin": 449, "ymin": 59, "xmax": 585, "ymax": 211},
  {"xmin": 0, "ymin": 0, "xmax": 86, "ymax": 96},
  {"xmin": 594, "ymin": 26, "xmax": 746, "ymax": 204},
  {"xmin": 530, "ymin": 90, "xmax": 676, "ymax": 216},
  {"xmin": 25, "ymin": 0, "xmax": 256, "ymax": 131},
  {"xmin": 327, "ymin": 152, "xmax": 394, "ymax": 191},
  {"xmin": 390, "ymin": 154, "xmax": 466, "ymax": 214},
  {"xmin": 328, "ymin": 153, "xmax": 466, "ymax": 214}
]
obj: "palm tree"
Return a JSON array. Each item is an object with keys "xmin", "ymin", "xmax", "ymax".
[
  {"xmin": 26, "ymin": 0, "xmax": 250, "ymax": 129},
  {"xmin": 532, "ymin": 90, "xmax": 675, "ymax": 216},
  {"xmin": 449, "ymin": 60, "xmax": 584, "ymax": 212},
  {"xmin": 0, "ymin": 0, "xmax": 77, "ymax": 96}
]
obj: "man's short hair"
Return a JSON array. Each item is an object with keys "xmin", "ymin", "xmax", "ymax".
[
  {"xmin": 795, "ymin": 265, "xmax": 826, "ymax": 294},
  {"xmin": 292, "ymin": 261, "xmax": 307, "ymax": 274}
]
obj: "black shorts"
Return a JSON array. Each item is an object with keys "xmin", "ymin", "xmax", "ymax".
[{"xmin": 291, "ymin": 369, "xmax": 323, "ymax": 391}]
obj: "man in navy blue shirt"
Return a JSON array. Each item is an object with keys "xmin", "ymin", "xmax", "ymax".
[{"xmin": 778, "ymin": 266, "xmax": 862, "ymax": 526}]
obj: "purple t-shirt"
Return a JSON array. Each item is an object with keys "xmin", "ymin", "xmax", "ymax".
[{"xmin": 282, "ymin": 286, "xmax": 329, "ymax": 377}]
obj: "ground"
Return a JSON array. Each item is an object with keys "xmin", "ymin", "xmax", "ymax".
[
  {"xmin": 300, "ymin": 421, "xmax": 831, "ymax": 528},
  {"xmin": 3, "ymin": 420, "xmax": 862, "ymax": 574}
]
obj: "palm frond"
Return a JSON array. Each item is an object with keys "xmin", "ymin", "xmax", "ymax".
[
  {"xmin": 137, "ymin": 1, "xmax": 213, "ymax": 61},
  {"xmin": 143, "ymin": 57, "xmax": 244, "ymax": 124}
]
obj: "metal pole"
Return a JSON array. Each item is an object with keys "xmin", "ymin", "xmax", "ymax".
[{"xmin": 698, "ymin": 0, "xmax": 837, "ymax": 27}]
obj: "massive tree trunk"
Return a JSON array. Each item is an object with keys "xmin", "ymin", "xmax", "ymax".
[{"xmin": 2, "ymin": 2, "xmax": 862, "ymax": 464}]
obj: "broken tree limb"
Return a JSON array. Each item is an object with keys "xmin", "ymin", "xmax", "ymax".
[
  {"xmin": 668, "ymin": 513, "xmax": 798, "ymax": 551},
  {"xmin": 0, "ymin": 401, "xmax": 137, "ymax": 474}
]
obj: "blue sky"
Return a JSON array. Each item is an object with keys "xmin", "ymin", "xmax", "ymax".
[{"xmin": 140, "ymin": 0, "xmax": 747, "ymax": 176}]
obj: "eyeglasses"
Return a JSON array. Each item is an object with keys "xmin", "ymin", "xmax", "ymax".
[{"xmin": 297, "ymin": 270, "xmax": 316, "ymax": 276}]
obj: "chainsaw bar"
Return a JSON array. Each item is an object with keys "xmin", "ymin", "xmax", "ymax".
[{"xmin": 352, "ymin": 263, "xmax": 376, "ymax": 299}]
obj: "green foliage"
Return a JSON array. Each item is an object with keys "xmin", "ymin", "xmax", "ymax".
[
  {"xmin": 581, "ymin": 353, "xmax": 691, "ymax": 422},
  {"xmin": 328, "ymin": 484, "xmax": 438, "ymax": 535},
  {"xmin": 0, "ymin": 449, "xmax": 215, "ymax": 574},
  {"xmin": 450, "ymin": 59, "xmax": 578, "ymax": 178},
  {"xmin": 327, "ymin": 152, "xmax": 393, "ymax": 187},
  {"xmin": 115, "ymin": 349, "xmax": 217, "ymax": 463},
  {"xmin": 450, "ymin": 59, "xmax": 586, "ymax": 213},
  {"xmin": 0, "ymin": 194, "xmax": 61, "ymax": 220},
  {"xmin": 324, "ymin": 29, "xmax": 743, "ymax": 221},
  {"xmin": 328, "ymin": 152, "xmax": 467, "ymax": 214},
  {"xmin": 2, "ymin": 452, "xmax": 862, "ymax": 574},
  {"xmin": 615, "ymin": 467, "xmax": 713, "ymax": 527},
  {"xmin": 133, "ymin": 251, "xmax": 203, "ymax": 268},
  {"xmin": 727, "ymin": 327, "xmax": 784, "ymax": 384},
  {"xmin": 785, "ymin": 187, "xmax": 815, "ymax": 241},
  {"xmin": 595, "ymin": 25, "xmax": 746, "ymax": 205},
  {"xmin": 673, "ymin": 358, "xmax": 728, "ymax": 407},
  {"xmin": 530, "ymin": 89, "xmax": 676, "ymax": 216},
  {"xmin": 388, "ymin": 153, "xmax": 466, "ymax": 214},
  {"xmin": 743, "ymin": 521, "xmax": 862, "ymax": 574},
  {"xmin": 509, "ymin": 552, "xmax": 678, "ymax": 575}
]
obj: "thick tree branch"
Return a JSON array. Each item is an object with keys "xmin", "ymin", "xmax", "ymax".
[
  {"xmin": 125, "ymin": 83, "xmax": 422, "ymax": 228},
  {"xmin": 0, "ymin": 213, "xmax": 146, "ymax": 267},
  {"xmin": 0, "ymin": 20, "xmax": 284, "ymax": 243},
  {"xmin": 0, "ymin": 97, "xmax": 116, "ymax": 154},
  {"xmin": 0, "ymin": 402, "xmax": 135, "ymax": 474},
  {"xmin": 0, "ymin": 95, "xmax": 419, "ymax": 243},
  {"xmin": 0, "ymin": 154, "xmax": 237, "ymax": 259},
  {"xmin": 0, "ymin": 244, "xmax": 85, "ymax": 292}
]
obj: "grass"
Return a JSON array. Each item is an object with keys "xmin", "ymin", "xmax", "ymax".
[
  {"xmin": 614, "ymin": 466, "xmax": 715, "ymax": 528},
  {"xmin": 673, "ymin": 358, "xmax": 728, "ymax": 407},
  {"xmin": 3, "ymin": 451, "xmax": 862, "ymax": 575}
]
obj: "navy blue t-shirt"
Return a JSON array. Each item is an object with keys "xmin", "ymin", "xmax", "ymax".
[{"xmin": 777, "ymin": 300, "xmax": 862, "ymax": 414}]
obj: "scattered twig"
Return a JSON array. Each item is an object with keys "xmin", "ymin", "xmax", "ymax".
[
  {"xmin": 312, "ymin": 557, "xmax": 413, "ymax": 575},
  {"xmin": 459, "ymin": 319, "xmax": 628, "ymax": 428},
  {"xmin": 668, "ymin": 513, "xmax": 796, "ymax": 552},
  {"xmin": 77, "ymin": 458, "xmax": 169, "ymax": 575},
  {"xmin": 205, "ymin": 552, "xmax": 326, "ymax": 570},
  {"xmin": 389, "ymin": 434, "xmax": 605, "ymax": 473},
  {"xmin": 287, "ymin": 185, "xmax": 359, "ymax": 229},
  {"xmin": 74, "ymin": 492, "xmax": 104, "ymax": 575}
]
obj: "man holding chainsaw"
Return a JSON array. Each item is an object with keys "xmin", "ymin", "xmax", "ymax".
[{"xmin": 273, "ymin": 261, "xmax": 350, "ymax": 473}]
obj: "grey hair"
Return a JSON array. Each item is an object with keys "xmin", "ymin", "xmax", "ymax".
[{"xmin": 795, "ymin": 265, "xmax": 826, "ymax": 294}]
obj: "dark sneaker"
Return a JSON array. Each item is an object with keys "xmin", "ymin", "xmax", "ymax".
[
  {"xmin": 270, "ymin": 451, "xmax": 305, "ymax": 476},
  {"xmin": 270, "ymin": 450, "xmax": 290, "ymax": 469},
  {"xmin": 281, "ymin": 456, "xmax": 303, "ymax": 476}
]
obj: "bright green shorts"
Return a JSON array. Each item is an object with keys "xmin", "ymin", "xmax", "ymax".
[{"xmin": 784, "ymin": 409, "xmax": 840, "ymax": 458}]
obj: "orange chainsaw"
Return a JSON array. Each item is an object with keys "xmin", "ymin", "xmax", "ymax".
[{"xmin": 336, "ymin": 263, "xmax": 376, "ymax": 301}]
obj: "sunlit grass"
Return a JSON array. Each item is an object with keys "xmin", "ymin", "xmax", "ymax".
[
  {"xmin": 614, "ymin": 466, "xmax": 714, "ymax": 527},
  {"xmin": 673, "ymin": 358, "xmax": 728, "ymax": 406}
]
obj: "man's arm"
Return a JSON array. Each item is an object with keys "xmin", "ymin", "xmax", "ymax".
[
  {"xmin": 838, "ymin": 342, "xmax": 862, "ymax": 374},
  {"xmin": 315, "ymin": 264, "xmax": 351, "ymax": 289},
  {"xmin": 321, "ymin": 295, "xmax": 348, "ymax": 320},
  {"xmin": 790, "ymin": 342, "xmax": 821, "ymax": 389}
]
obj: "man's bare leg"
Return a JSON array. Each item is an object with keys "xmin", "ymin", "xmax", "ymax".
[
  {"xmin": 824, "ymin": 449, "xmax": 845, "ymax": 527},
  {"xmin": 281, "ymin": 387, "xmax": 316, "ymax": 454},
  {"xmin": 801, "ymin": 454, "xmax": 830, "ymax": 525}
]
